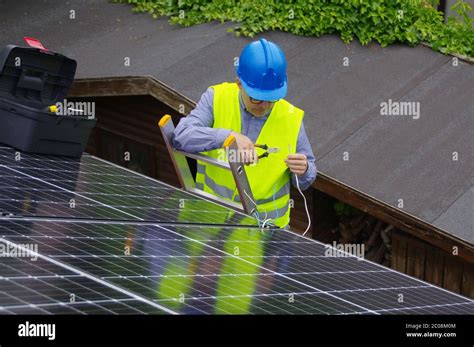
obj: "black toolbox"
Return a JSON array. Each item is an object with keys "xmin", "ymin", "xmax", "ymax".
[{"xmin": 0, "ymin": 43, "xmax": 96, "ymax": 157}]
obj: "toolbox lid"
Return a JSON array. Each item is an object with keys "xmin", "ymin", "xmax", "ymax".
[{"xmin": 0, "ymin": 44, "xmax": 77, "ymax": 109}]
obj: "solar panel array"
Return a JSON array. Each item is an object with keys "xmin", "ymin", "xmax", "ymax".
[
  {"xmin": 0, "ymin": 147, "xmax": 255, "ymax": 225},
  {"xmin": 0, "ymin": 146, "xmax": 473, "ymax": 315}
]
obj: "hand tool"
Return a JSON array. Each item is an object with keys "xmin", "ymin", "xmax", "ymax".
[{"xmin": 254, "ymin": 144, "xmax": 280, "ymax": 159}]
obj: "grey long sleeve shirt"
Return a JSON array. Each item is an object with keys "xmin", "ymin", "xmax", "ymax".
[{"xmin": 172, "ymin": 87, "xmax": 317, "ymax": 190}]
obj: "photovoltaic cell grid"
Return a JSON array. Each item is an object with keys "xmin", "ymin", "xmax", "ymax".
[
  {"xmin": 0, "ymin": 245, "xmax": 167, "ymax": 314},
  {"xmin": 1, "ymin": 219, "xmax": 472, "ymax": 315},
  {"xmin": 0, "ymin": 146, "xmax": 473, "ymax": 315},
  {"xmin": 0, "ymin": 147, "xmax": 257, "ymax": 226}
]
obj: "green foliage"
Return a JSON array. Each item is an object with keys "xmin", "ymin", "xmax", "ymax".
[
  {"xmin": 111, "ymin": 0, "xmax": 474, "ymax": 58},
  {"xmin": 334, "ymin": 201, "xmax": 356, "ymax": 217}
]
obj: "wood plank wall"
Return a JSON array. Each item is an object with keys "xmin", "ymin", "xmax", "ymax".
[
  {"xmin": 80, "ymin": 95, "xmax": 181, "ymax": 187},
  {"xmin": 392, "ymin": 230, "xmax": 474, "ymax": 299}
]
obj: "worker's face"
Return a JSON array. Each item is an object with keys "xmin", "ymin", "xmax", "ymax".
[{"xmin": 236, "ymin": 78, "xmax": 276, "ymax": 117}]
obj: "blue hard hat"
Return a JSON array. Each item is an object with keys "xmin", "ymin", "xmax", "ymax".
[{"xmin": 236, "ymin": 38, "xmax": 287, "ymax": 101}]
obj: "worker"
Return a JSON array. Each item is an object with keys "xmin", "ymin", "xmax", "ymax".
[{"xmin": 173, "ymin": 38, "xmax": 317, "ymax": 229}]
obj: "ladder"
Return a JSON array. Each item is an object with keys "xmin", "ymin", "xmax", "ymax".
[{"xmin": 158, "ymin": 114, "xmax": 257, "ymax": 216}]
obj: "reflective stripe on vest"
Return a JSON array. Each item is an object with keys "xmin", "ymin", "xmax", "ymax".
[
  {"xmin": 196, "ymin": 162, "xmax": 290, "ymax": 204},
  {"xmin": 196, "ymin": 82, "xmax": 304, "ymax": 227}
]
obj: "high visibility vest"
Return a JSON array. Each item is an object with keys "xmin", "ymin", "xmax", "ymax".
[{"xmin": 196, "ymin": 82, "xmax": 304, "ymax": 227}]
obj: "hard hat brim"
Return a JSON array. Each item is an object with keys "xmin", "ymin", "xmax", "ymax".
[{"xmin": 240, "ymin": 78, "xmax": 287, "ymax": 101}]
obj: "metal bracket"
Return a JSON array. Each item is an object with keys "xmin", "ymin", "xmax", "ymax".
[{"xmin": 158, "ymin": 115, "xmax": 256, "ymax": 216}]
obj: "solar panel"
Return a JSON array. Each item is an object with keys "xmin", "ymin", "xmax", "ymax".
[
  {"xmin": 0, "ymin": 238, "xmax": 171, "ymax": 314},
  {"xmin": 0, "ymin": 147, "xmax": 257, "ymax": 226},
  {"xmin": 0, "ymin": 145, "xmax": 472, "ymax": 315},
  {"xmin": 1, "ymin": 218, "xmax": 472, "ymax": 315}
]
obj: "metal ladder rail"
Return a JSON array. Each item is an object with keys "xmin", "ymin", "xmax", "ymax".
[{"xmin": 158, "ymin": 114, "xmax": 257, "ymax": 216}]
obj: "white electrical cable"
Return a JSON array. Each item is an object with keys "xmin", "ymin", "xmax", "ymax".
[
  {"xmin": 288, "ymin": 144, "xmax": 312, "ymax": 236},
  {"xmin": 295, "ymin": 171, "xmax": 312, "ymax": 237},
  {"xmin": 243, "ymin": 143, "xmax": 312, "ymax": 234},
  {"xmin": 244, "ymin": 189, "xmax": 272, "ymax": 228},
  {"xmin": 260, "ymin": 218, "xmax": 272, "ymax": 228}
]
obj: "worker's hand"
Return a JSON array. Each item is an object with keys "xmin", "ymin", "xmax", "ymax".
[
  {"xmin": 230, "ymin": 131, "xmax": 257, "ymax": 165},
  {"xmin": 285, "ymin": 153, "xmax": 308, "ymax": 176}
]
